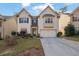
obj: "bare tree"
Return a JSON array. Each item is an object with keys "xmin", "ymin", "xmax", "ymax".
[{"xmin": 60, "ymin": 5, "xmax": 67, "ymax": 13}]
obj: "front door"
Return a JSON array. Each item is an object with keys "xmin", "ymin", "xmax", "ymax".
[{"xmin": 32, "ymin": 28, "xmax": 37, "ymax": 35}]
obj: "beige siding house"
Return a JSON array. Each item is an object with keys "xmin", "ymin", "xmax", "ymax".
[
  {"xmin": 38, "ymin": 6, "xmax": 59, "ymax": 37},
  {"xmin": 3, "ymin": 16, "xmax": 17, "ymax": 38},
  {"xmin": 15, "ymin": 9, "xmax": 32, "ymax": 34},
  {"xmin": 0, "ymin": 15, "xmax": 17, "ymax": 38}
]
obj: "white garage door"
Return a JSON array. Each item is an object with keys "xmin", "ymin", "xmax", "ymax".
[{"xmin": 40, "ymin": 29, "xmax": 57, "ymax": 37}]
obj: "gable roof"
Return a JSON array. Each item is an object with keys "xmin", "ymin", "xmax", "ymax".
[
  {"xmin": 38, "ymin": 5, "xmax": 59, "ymax": 16},
  {"xmin": 71, "ymin": 7, "xmax": 79, "ymax": 14},
  {"xmin": 0, "ymin": 14, "xmax": 13, "ymax": 20},
  {"xmin": 15, "ymin": 8, "xmax": 32, "ymax": 17}
]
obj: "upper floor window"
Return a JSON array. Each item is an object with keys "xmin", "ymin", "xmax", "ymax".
[
  {"xmin": 32, "ymin": 19, "xmax": 38, "ymax": 24},
  {"xmin": 45, "ymin": 17, "xmax": 53, "ymax": 23},
  {"xmin": 19, "ymin": 17, "xmax": 29, "ymax": 23},
  {"xmin": 73, "ymin": 16, "xmax": 79, "ymax": 22}
]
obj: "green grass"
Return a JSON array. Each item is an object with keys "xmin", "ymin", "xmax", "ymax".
[
  {"xmin": 0, "ymin": 37, "xmax": 42, "ymax": 55},
  {"xmin": 65, "ymin": 35, "xmax": 79, "ymax": 42}
]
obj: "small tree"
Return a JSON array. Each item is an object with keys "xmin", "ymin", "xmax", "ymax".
[{"xmin": 64, "ymin": 24, "xmax": 75, "ymax": 36}]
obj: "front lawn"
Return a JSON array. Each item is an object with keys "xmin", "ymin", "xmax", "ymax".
[
  {"xmin": 64, "ymin": 35, "xmax": 79, "ymax": 42},
  {"xmin": 0, "ymin": 37, "xmax": 44, "ymax": 56}
]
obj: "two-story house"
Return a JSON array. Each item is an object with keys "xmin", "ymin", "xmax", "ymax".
[
  {"xmin": 38, "ymin": 6, "xmax": 59, "ymax": 37},
  {"xmin": 15, "ymin": 6, "xmax": 59, "ymax": 37}
]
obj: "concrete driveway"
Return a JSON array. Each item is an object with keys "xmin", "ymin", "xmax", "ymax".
[{"xmin": 40, "ymin": 38, "xmax": 79, "ymax": 56}]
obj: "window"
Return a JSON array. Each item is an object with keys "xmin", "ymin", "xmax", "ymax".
[
  {"xmin": 27, "ymin": 18, "xmax": 29, "ymax": 23},
  {"xmin": 32, "ymin": 20, "xmax": 36, "ymax": 24},
  {"xmin": 45, "ymin": 20, "xmax": 48, "ymax": 23},
  {"xmin": 19, "ymin": 18, "xmax": 23, "ymax": 23},
  {"xmin": 50, "ymin": 18, "xmax": 53, "ymax": 23},
  {"xmin": 73, "ymin": 16, "xmax": 79, "ymax": 22},
  {"xmin": 74, "ymin": 17, "xmax": 77, "ymax": 21},
  {"xmin": 45, "ymin": 17, "xmax": 53, "ymax": 23},
  {"xmin": 19, "ymin": 17, "xmax": 29, "ymax": 23},
  {"xmin": 32, "ymin": 19, "xmax": 38, "ymax": 25}
]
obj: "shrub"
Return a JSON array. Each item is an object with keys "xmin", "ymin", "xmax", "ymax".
[
  {"xmin": 75, "ymin": 31, "xmax": 79, "ymax": 35},
  {"xmin": 0, "ymin": 37, "xmax": 3, "ymax": 40},
  {"xmin": 4, "ymin": 35, "xmax": 17, "ymax": 46},
  {"xmin": 37, "ymin": 34, "xmax": 40, "ymax": 38},
  {"xmin": 27, "ymin": 34, "xmax": 31, "ymax": 37},
  {"xmin": 64, "ymin": 24, "xmax": 75, "ymax": 36},
  {"xmin": 33, "ymin": 34, "xmax": 36, "ymax": 36},
  {"xmin": 57, "ymin": 32, "xmax": 62, "ymax": 37},
  {"xmin": 27, "ymin": 34, "xmax": 33, "ymax": 38},
  {"xmin": 17, "ymin": 32, "xmax": 21, "ymax": 36},
  {"xmin": 30, "ymin": 35, "xmax": 33, "ymax": 38},
  {"xmin": 20, "ymin": 31, "xmax": 27, "ymax": 37},
  {"xmin": 11, "ymin": 31, "xmax": 17, "ymax": 36}
]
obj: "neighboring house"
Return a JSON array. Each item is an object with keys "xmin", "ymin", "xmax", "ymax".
[
  {"xmin": 0, "ymin": 15, "xmax": 4, "ymax": 38},
  {"xmin": 70, "ymin": 7, "xmax": 79, "ymax": 33},
  {"xmin": 59, "ymin": 13, "xmax": 71, "ymax": 35},
  {"xmin": 3, "ymin": 16, "xmax": 17, "ymax": 38},
  {"xmin": 0, "ymin": 15, "xmax": 17, "ymax": 38}
]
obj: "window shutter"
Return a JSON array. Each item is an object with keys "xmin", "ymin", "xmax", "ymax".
[
  {"xmin": 27, "ymin": 18, "xmax": 29, "ymax": 23},
  {"xmin": 72, "ymin": 16, "xmax": 74, "ymax": 21}
]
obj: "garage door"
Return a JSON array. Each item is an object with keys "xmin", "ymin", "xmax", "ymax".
[{"xmin": 40, "ymin": 29, "xmax": 57, "ymax": 37}]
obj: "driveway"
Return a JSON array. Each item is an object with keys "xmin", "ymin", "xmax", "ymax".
[{"xmin": 40, "ymin": 38, "xmax": 79, "ymax": 56}]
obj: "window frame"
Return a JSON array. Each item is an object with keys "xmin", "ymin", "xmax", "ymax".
[
  {"xmin": 73, "ymin": 16, "xmax": 79, "ymax": 22},
  {"xmin": 44, "ymin": 17, "xmax": 53, "ymax": 24},
  {"xmin": 19, "ymin": 17, "xmax": 29, "ymax": 23}
]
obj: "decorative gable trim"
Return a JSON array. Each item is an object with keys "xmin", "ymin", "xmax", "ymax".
[
  {"xmin": 15, "ymin": 8, "xmax": 32, "ymax": 17},
  {"xmin": 38, "ymin": 5, "xmax": 59, "ymax": 16}
]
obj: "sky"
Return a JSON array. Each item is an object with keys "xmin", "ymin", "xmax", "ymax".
[{"xmin": 0, "ymin": 3, "xmax": 79, "ymax": 16}]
